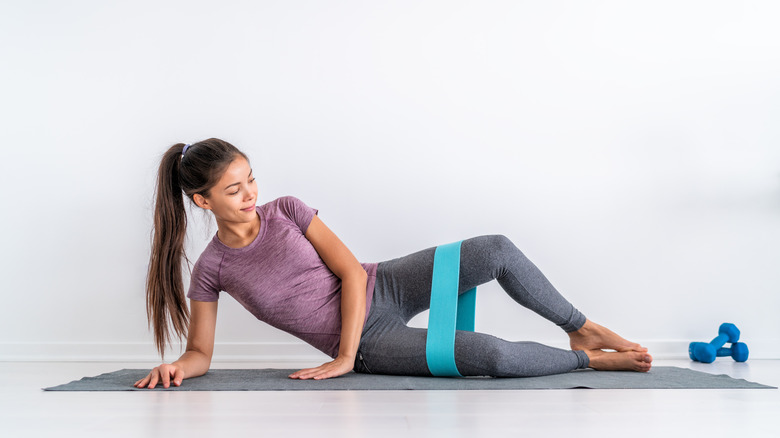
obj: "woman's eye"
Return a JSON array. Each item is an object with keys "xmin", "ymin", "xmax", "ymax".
[{"xmin": 229, "ymin": 179, "xmax": 253, "ymax": 195}]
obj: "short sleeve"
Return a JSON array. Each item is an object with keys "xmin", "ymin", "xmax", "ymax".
[
  {"xmin": 277, "ymin": 196, "xmax": 318, "ymax": 234},
  {"xmin": 186, "ymin": 251, "xmax": 223, "ymax": 302}
]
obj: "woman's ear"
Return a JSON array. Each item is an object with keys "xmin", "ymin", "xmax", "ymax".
[{"xmin": 193, "ymin": 193, "xmax": 211, "ymax": 210}]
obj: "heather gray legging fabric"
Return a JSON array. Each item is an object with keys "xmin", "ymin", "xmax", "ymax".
[{"xmin": 353, "ymin": 234, "xmax": 590, "ymax": 377}]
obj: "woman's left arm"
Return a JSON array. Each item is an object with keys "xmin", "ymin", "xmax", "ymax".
[{"xmin": 288, "ymin": 214, "xmax": 368, "ymax": 380}]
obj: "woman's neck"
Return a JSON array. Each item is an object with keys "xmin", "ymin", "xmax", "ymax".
[{"xmin": 216, "ymin": 213, "xmax": 261, "ymax": 249}]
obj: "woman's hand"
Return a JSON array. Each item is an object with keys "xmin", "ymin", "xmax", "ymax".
[
  {"xmin": 288, "ymin": 356, "xmax": 354, "ymax": 380},
  {"xmin": 133, "ymin": 363, "xmax": 185, "ymax": 389}
]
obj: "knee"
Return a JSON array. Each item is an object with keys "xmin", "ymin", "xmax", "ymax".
[
  {"xmin": 490, "ymin": 234, "xmax": 515, "ymax": 251},
  {"xmin": 483, "ymin": 234, "xmax": 522, "ymax": 264},
  {"xmin": 455, "ymin": 335, "xmax": 515, "ymax": 377},
  {"xmin": 470, "ymin": 234, "xmax": 515, "ymax": 251},
  {"xmin": 480, "ymin": 343, "xmax": 512, "ymax": 376},
  {"xmin": 461, "ymin": 234, "xmax": 524, "ymax": 279}
]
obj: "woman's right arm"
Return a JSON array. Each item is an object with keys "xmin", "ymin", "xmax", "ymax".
[{"xmin": 134, "ymin": 299, "xmax": 218, "ymax": 389}]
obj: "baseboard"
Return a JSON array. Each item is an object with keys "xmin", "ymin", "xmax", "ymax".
[{"xmin": 1, "ymin": 340, "xmax": 777, "ymax": 362}]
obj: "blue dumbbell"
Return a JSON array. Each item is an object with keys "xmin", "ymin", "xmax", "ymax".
[
  {"xmin": 716, "ymin": 342, "xmax": 749, "ymax": 362},
  {"xmin": 688, "ymin": 323, "xmax": 741, "ymax": 363}
]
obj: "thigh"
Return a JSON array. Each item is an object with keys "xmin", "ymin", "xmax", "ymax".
[
  {"xmin": 356, "ymin": 323, "xmax": 431, "ymax": 376},
  {"xmin": 375, "ymin": 235, "xmax": 507, "ymax": 322}
]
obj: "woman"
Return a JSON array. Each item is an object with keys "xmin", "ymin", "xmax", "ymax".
[{"xmin": 135, "ymin": 138, "xmax": 652, "ymax": 389}]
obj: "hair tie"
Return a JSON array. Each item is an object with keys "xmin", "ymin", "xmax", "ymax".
[{"xmin": 182, "ymin": 144, "xmax": 191, "ymax": 157}]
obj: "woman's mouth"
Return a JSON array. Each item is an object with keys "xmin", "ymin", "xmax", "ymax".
[{"xmin": 241, "ymin": 206, "xmax": 255, "ymax": 212}]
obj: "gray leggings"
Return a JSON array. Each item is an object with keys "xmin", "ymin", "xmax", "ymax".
[{"xmin": 353, "ymin": 234, "xmax": 590, "ymax": 377}]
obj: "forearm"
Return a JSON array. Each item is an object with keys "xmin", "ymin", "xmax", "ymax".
[
  {"xmin": 172, "ymin": 349, "xmax": 212, "ymax": 378},
  {"xmin": 337, "ymin": 271, "xmax": 368, "ymax": 361}
]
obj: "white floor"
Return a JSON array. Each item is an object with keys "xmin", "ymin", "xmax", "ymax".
[{"xmin": 1, "ymin": 359, "xmax": 778, "ymax": 438}]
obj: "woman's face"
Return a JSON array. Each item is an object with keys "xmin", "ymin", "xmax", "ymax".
[{"xmin": 194, "ymin": 156, "xmax": 258, "ymax": 225}]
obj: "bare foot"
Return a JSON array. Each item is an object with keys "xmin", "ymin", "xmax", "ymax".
[
  {"xmin": 569, "ymin": 319, "xmax": 647, "ymax": 352},
  {"xmin": 585, "ymin": 349, "xmax": 653, "ymax": 372}
]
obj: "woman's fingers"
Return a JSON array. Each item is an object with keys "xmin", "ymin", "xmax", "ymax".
[
  {"xmin": 133, "ymin": 372, "xmax": 154, "ymax": 388},
  {"xmin": 147, "ymin": 369, "xmax": 161, "ymax": 389},
  {"xmin": 155, "ymin": 364, "xmax": 175, "ymax": 388},
  {"xmin": 133, "ymin": 375, "xmax": 149, "ymax": 387},
  {"xmin": 172, "ymin": 366, "xmax": 185, "ymax": 386},
  {"xmin": 289, "ymin": 358, "xmax": 352, "ymax": 380},
  {"xmin": 133, "ymin": 364, "xmax": 184, "ymax": 389},
  {"xmin": 160, "ymin": 367, "xmax": 172, "ymax": 388},
  {"xmin": 288, "ymin": 368, "xmax": 313, "ymax": 379},
  {"xmin": 311, "ymin": 369, "xmax": 337, "ymax": 380},
  {"xmin": 289, "ymin": 366, "xmax": 322, "ymax": 380},
  {"xmin": 290, "ymin": 364, "xmax": 334, "ymax": 379}
]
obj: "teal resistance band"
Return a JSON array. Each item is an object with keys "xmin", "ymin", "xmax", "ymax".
[{"xmin": 425, "ymin": 240, "xmax": 477, "ymax": 377}]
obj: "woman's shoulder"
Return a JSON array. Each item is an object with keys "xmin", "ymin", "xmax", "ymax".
[
  {"xmin": 261, "ymin": 196, "xmax": 316, "ymax": 218},
  {"xmin": 188, "ymin": 241, "xmax": 225, "ymax": 300},
  {"xmin": 192, "ymin": 238, "xmax": 226, "ymax": 274},
  {"xmin": 261, "ymin": 196, "xmax": 318, "ymax": 233},
  {"xmin": 261, "ymin": 195, "xmax": 308, "ymax": 210}
]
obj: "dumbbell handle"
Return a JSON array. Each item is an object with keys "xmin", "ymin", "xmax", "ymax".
[{"xmin": 710, "ymin": 333, "xmax": 729, "ymax": 349}]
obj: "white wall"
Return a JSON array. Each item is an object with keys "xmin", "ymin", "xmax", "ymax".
[{"xmin": 1, "ymin": 0, "xmax": 778, "ymax": 362}]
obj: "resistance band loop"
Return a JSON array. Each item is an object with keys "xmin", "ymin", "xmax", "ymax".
[{"xmin": 425, "ymin": 240, "xmax": 477, "ymax": 377}]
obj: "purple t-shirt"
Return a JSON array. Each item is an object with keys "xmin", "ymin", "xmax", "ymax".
[{"xmin": 186, "ymin": 196, "xmax": 377, "ymax": 358}]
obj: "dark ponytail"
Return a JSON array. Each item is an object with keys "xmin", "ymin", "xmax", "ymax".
[{"xmin": 146, "ymin": 138, "xmax": 248, "ymax": 358}]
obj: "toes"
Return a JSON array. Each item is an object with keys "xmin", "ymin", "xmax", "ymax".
[
  {"xmin": 635, "ymin": 353, "xmax": 653, "ymax": 372},
  {"xmin": 615, "ymin": 343, "xmax": 646, "ymax": 353}
]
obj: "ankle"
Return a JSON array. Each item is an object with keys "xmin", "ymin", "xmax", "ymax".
[{"xmin": 569, "ymin": 319, "xmax": 595, "ymax": 338}]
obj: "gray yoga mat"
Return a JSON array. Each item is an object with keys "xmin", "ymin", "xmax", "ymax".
[{"xmin": 43, "ymin": 366, "xmax": 774, "ymax": 391}]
